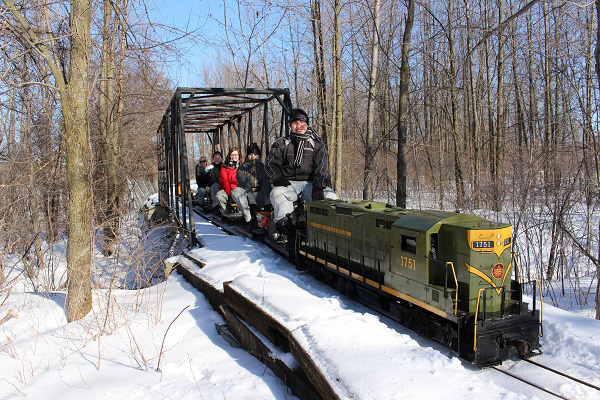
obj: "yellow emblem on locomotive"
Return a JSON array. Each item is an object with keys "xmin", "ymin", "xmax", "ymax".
[{"xmin": 468, "ymin": 226, "xmax": 512, "ymax": 257}]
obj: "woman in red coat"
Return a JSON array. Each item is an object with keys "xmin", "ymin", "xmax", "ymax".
[{"xmin": 215, "ymin": 147, "xmax": 241, "ymax": 213}]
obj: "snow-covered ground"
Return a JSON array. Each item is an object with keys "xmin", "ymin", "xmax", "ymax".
[{"xmin": 1, "ymin": 206, "xmax": 600, "ymax": 399}]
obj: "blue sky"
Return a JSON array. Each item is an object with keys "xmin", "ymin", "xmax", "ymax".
[{"xmin": 145, "ymin": 0, "xmax": 223, "ymax": 86}]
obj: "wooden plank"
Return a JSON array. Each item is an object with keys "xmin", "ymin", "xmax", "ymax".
[
  {"xmin": 177, "ymin": 265, "xmax": 339, "ymax": 399},
  {"xmin": 289, "ymin": 339, "xmax": 341, "ymax": 400},
  {"xmin": 175, "ymin": 264, "xmax": 225, "ymax": 314},
  {"xmin": 223, "ymin": 282, "xmax": 340, "ymax": 400},
  {"xmin": 219, "ymin": 304, "xmax": 321, "ymax": 400},
  {"xmin": 223, "ymin": 282, "xmax": 291, "ymax": 352}
]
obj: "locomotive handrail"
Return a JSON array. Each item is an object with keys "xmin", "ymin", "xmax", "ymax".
[
  {"xmin": 537, "ymin": 279, "xmax": 544, "ymax": 337},
  {"xmin": 523, "ymin": 279, "xmax": 544, "ymax": 337},
  {"xmin": 446, "ymin": 262, "xmax": 459, "ymax": 315},
  {"xmin": 473, "ymin": 285, "xmax": 508, "ymax": 351},
  {"xmin": 297, "ymin": 230, "xmax": 392, "ymax": 290},
  {"xmin": 512, "ymin": 251, "xmax": 522, "ymax": 285},
  {"xmin": 297, "ymin": 230, "xmax": 392, "ymax": 265},
  {"xmin": 473, "ymin": 288, "xmax": 485, "ymax": 351}
]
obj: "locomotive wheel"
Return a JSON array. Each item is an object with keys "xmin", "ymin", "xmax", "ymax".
[
  {"xmin": 345, "ymin": 281, "xmax": 357, "ymax": 299},
  {"xmin": 336, "ymin": 277, "xmax": 346, "ymax": 295},
  {"xmin": 308, "ymin": 262, "xmax": 321, "ymax": 277},
  {"xmin": 378, "ymin": 295, "xmax": 391, "ymax": 312},
  {"xmin": 295, "ymin": 256, "xmax": 308, "ymax": 272},
  {"xmin": 324, "ymin": 270, "xmax": 336, "ymax": 286}
]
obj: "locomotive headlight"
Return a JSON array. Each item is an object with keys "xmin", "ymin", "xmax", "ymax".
[
  {"xmin": 497, "ymin": 240, "xmax": 502, "ymax": 246},
  {"xmin": 497, "ymin": 233, "xmax": 502, "ymax": 239}
]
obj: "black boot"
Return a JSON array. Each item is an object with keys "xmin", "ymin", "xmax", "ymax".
[
  {"xmin": 249, "ymin": 203, "xmax": 258, "ymax": 215},
  {"xmin": 243, "ymin": 216, "xmax": 258, "ymax": 230},
  {"xmin": 274, "ymin": 218, "xmax": 288, "ymax": 243}
]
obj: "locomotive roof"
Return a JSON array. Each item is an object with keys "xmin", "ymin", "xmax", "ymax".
[{"xmin": 319, "ymin": 200, "xmax": 510, "ymax": 233}]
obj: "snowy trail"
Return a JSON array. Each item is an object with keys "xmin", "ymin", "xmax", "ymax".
[{"xmin": 187, "ymin": 212, "xmax": 600, "ymax": 400}]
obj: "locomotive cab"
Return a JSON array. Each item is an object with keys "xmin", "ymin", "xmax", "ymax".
[{"xmin": 437, "ymin": 219, "xmax": 515, "ymax": 316}]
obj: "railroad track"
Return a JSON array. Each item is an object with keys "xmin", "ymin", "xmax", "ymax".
[
  {"xmin": 492, "ymin": 357, "xmax": 600, "ymax": 399},
  {"xmin": 192, "ymin": 205, "xmax": 600, "ymax": 400},
  {"xmin": 193, "ymin": 206, "xmax": 241, "ymax": 237}
]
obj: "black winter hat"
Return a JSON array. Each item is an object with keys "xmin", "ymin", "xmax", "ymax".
[
  {"xmin": 289, "ymin": 108, "xmax": 309, "ymax": 125},
  {"xmin": 246, "ymin": 142, "xmax": 261, "ymax": 156}
]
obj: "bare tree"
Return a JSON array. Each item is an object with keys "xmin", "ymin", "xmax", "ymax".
[
  {"xmin": 332, "ymin": 0, "xmax": 343, "ymax": 194},
  {"xmin": 447, "ymin": 0, "xmax": 465, "ymax": 209},
  {"xmin": 6, "ymin": 0, "xmax": 94, "ymax": 321},
  {"xmin": 396, "ymin": 0, "xmax": 415, "ymax": 208},
  {"xmin": 362, "ymin": 0, "xmax": 381, "ymax": 200},
  {"xmin": 310, "ymin": 0, "xmax": 329, "ymax": 146}
]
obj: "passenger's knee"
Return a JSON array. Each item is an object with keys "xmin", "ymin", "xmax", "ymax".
[{"xmin": 324, "ymin": 188, "xmax": 338, "ymax": 200}]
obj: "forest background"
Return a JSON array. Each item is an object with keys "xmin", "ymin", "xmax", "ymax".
[{"xmin": 1, "ymin": 0, "xmax": 599, "ymax": 320}]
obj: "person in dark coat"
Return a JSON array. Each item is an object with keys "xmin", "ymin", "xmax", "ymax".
[
  {"xmin": 195, "ymin": 156, "xmax": 211, "ymax": 203},
  {"xmin": 266, "ymin": 108, "xmax": 337, "ymax": 225},
  {"xmin": 205, "ymin": 150, "xmax": 223, "ymax": 209},
  {"xmin": 232, "ymin": 143, "xmax": 271, "ymax": 225},
  {"xmin": 215, "ymin": 148, "xmax": 241, "ymax": 213}
]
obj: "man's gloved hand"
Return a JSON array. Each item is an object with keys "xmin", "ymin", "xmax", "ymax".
[
  {"xmin": 312, "ymin": 187, "xmax": 325, "ymax": 201},
  {"xmin": 273, "ymin": 177, "xmax": 291, "ymax": 187},
  {"xmin": 263, "ymin": 204, "xmax": 273, "ymax": 212}
]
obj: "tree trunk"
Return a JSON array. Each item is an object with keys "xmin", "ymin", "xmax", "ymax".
[
  {"xmin": 333, "ymin": 0, "xmax": 343, "ymax": 194},
  {"xmin": 594, "ymin": 0, "xmax": 600, "ymax": 320},
  {"xmin": 493, "ymin": 0, "xmax": 505, "ymax": 212},
  {"xmin": 465, "ymin": 0, "xmax": 480, "ymax": 208},
  {"xmin": 596, "ymin": 220, "xmax": 600, "ymax": 320},
  {"xmin": 484, "ymin": 1, "xmax": 495, "ymax": 195},
  {"xmin": 527, "ymin": 10, "xmax": 536, "ymax": 152},
  {"xmin": 100, "ymin": 0, "xmax": 119, "ymax": 255},
  {"xmin": 448, "ymin": 0, "xmax": 465, "ymax": 209},
  {"xmin": 510, "ymin": 23, "xmax": 527, "ymax": 166},
  {"xmin": 543, "ymin": 0, "xmax": 553, "ymax": 203},
  {"xmin": 396, "ymin": 0, "xmax": 415, "ymax": 208},
  {"xmin": 596, "ymin": 1, "xmax": 600, "ymax": 87},
  {"xmin": 311, "ymin": 0, "xmax": 329, "ymax": 145},
  {"xmin": 65, "ymin": 0, "xmax": 93, "ymax": 322},
  {"xmin": 363, "ymin": 0, "xmax": 381, "ymax": 200}
]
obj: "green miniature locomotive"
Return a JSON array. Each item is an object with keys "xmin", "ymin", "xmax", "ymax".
[{"xmin": 297, "ymin": 200, "xmax": 541, "ymax": 366}]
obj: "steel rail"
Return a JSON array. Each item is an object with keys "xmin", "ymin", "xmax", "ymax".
[
  {"xmin": 522, "ymin": 358, "xmax": 600, "ymax": 392},
  {"xmin": 492, "ymin": 366, "xmax": 568, "ymax": 399}
]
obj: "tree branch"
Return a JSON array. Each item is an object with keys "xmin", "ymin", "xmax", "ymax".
[{"xmin": 4, "ymin": 0, "xmax": 66, "ymax": 92}]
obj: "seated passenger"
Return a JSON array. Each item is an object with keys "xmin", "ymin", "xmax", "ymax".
[
  {"xmin": 266, "ymin": 108, "xmax": 337, "ymax": 232},
  {"xmin": 215, "ymin": 148, "xmax": 241, "ymax": 213},
  {"xmin": 206, "ymin": 151, "xmax": 223, "ymax": 210},
  {"xmin": 231, "ymin": 143, "xmax": 271, "ymax": 227},
  {"xmin": 195, "ymin": 155, "xmax": 210, "ymax": 203}
]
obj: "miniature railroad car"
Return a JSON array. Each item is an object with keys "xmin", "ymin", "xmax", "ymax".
[{"xmin": 296, "ymin": 200, "xmax": 541, "ymax": 367}]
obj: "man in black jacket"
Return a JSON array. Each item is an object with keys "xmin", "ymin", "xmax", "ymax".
[
  {"xmin": 231, "ymin": 143, "xmax": 271, "ymax": 225},
  {"xmin": 266, "ymin": 108, "xmax": 337, "ymax": 226}
]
